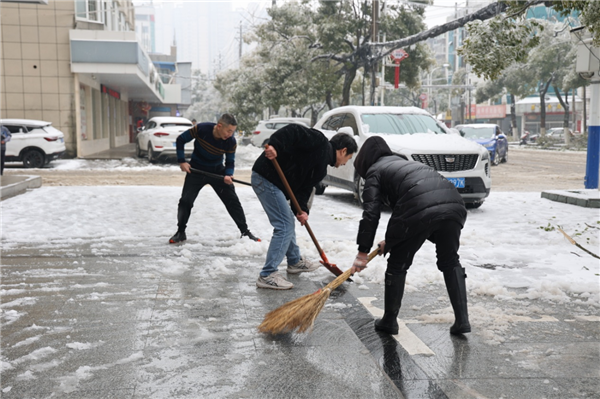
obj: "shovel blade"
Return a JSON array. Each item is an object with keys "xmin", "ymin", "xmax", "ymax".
[{"xmin": 319, "ymin": 260, "xmax": 352, "ymax": 282}]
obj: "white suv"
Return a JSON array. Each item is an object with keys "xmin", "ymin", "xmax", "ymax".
[
  {"xmin": 135, "ymin": 116, "xmax": 194, "ymax": 162},
  {"xmin": 314, "ymin": 106, "xmax": 491, "ymax": 208},
  {"xmin": 251, "ymin": 117, "xmax": 311, "ymax": 148},
  {"xmin": 1, "ymin": 119, "xmax": 66, "ymax": 168}
]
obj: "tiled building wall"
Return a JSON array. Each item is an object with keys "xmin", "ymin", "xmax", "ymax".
[{"xmin": 1, "ymin": 1, "xmax": 77, "ymax": 157}]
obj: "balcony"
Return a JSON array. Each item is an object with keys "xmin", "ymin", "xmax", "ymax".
[{"xmin": 69, "ymin": 30, "xmax": 165, "ymax": 102}]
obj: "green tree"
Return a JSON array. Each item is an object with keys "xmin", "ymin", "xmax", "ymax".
[{"xmin": 475, "ymin": 64, "xmax": 536, "ymax": 140}]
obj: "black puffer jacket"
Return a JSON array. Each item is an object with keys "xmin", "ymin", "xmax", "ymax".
[
  {"xmin": 355, "ymin": 136, "xmax": 467, "ymax": 252},
  {"xmin": 252, "ymin": 124, "xmax": 335, "ymax": 214}
]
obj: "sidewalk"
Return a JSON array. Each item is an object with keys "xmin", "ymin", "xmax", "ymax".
[{"xmin": 1, "ymin": 232, "xmax": 598, "ymax": 398}]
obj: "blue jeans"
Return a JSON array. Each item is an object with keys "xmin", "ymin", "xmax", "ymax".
[{"xmin": 252, "ymin": 172, "xmax": 301, "ymax": 277}]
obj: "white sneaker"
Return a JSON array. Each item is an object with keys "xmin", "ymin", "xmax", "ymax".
[
  {"xmin": 287, "ymin": 257, "xmax": 320, "ymax": 274},
  {"xmin": 256, "ymin": 272, "xmax": 294, "ymax": 290}
]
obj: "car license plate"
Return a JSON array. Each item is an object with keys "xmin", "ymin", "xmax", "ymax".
[
  {"xmin": 447, "ymin": 177, "xmax": 465, "ymax": 188},
  {"xmin": 172, "ymin": 142, "xmax": 177, "ymax": 147},
  {"xmin": 60, "ymin": 138, "xmax": 64, "ymax": 143}
]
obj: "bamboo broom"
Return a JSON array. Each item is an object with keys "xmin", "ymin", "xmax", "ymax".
[{"xmin": 258, "ymin": 249, "xmax": 379, "ymax": 334}]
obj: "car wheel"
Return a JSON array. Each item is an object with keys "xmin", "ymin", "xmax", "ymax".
[
  {"xmin": 354, "ymin": 174, "xmax": 365, "ymax": 206},
  {"xmin": 465, "ymin": 201, "xmax": 483, "ymax": 209},
  {"xmin": 22, "ymin": 149, "xmax": 46, "ymax": 168},
  {"xmin": 492, "ymin": 149, "xmax": 500, "ymax": 166},
  {"xmin": 147, "ymin": 144, "xmax": 156, "ymax": 163},
  {"xmin": 314, "ymin": 181, "xmax": 326, "ymax": 195},
  {"xmin": 136, "ymin": 141, "xmax": 143, "ymax": 158}
]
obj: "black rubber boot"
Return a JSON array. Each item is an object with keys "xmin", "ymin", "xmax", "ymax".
[
  {"xmin": 443, "ymin": 266, "xmax": 471, "ymax": 335},
  {"xmin": 169, "ymin": 231, "xmax": 187, "ymax": 244},
  {"xmin": 374, "ymin": 272, "xmax": 406, "ymax": 335}
]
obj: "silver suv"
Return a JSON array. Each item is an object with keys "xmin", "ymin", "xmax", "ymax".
[
  {"xmin": 313, "ymin": 106, "xmax": 491, "ymax": 208},
  {"xmin": 251, "ymin": 117, "xmax": 311, "ymax": 148}
]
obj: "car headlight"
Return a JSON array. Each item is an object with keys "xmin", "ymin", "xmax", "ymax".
[{"xmin": 481, "ymin": 150, "xmax": 489, "ymax": 161}]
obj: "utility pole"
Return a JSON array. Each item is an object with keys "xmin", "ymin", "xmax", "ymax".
[
  {"xmin": 238, "ymin": 21, "xmax": 243, "ymax": 67},
  {"xmin": 371, "ymin": 0, "xmax": 379, "ymax": 106}
]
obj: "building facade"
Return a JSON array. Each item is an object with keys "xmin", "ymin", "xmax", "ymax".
[{"xmin": 1, "ymin": 0, "xmax": 188, "ymax": 158}]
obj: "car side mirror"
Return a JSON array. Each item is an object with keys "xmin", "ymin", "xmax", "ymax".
[
  {"xmin": 459, "ymin": 130, "xmax": 465, "ymax": 137},
  {"xmin": 337, "ymin": 126, "xmax": 354, "ymax": 136}
]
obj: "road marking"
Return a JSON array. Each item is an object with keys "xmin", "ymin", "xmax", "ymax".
[
  {"xmin": 574, "ymin": 315, "xmax": 600, "ymax": 322},
  {"xmin": 358, "ymin": 297, "xmax": 435, "ymax": 356}
]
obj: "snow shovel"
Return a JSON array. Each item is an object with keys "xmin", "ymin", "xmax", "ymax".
[
  {"xmin": 269, "ymin": 155, "xmax": 346, "ymax": 278},
  {"xmin": 190, "ymin": 167, "xmax": 252, "ymax": 186}
]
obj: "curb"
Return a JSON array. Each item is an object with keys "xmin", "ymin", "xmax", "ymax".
[{"xmin": 0, "ymin": 175, "xmax": 42, "ymax": 200}]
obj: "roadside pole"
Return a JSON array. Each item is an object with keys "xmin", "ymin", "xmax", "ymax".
[
  {"xmin": 585, "ymin": 77, "xmax": 599, "ymax": 189},
  {"xmin": 571, "ymin": 26, "xmax": 599, "ymax": 189}
]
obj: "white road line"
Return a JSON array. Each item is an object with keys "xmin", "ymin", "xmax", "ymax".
[{"xmin": 358, "ymin": 297, "xmax": 435, "ymax": 356}]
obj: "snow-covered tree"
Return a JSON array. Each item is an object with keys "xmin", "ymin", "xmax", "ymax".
[{"xmin": 184, "ymin": 70, "xmax": 225, "ymax": 123}]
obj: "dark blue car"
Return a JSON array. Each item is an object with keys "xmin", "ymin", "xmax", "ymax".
[{"xmin": 456, "ymin": 124, "xmax": 508, "ymax": 166}]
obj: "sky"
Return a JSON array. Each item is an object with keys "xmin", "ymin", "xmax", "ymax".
[{"xmin": 2, "ymin": 144, "xmax": 599, "ymax": 316}]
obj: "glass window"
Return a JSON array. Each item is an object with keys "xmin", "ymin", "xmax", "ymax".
[
  {"xmin": 322, "ymin": 114, "xmax": 345, "ymax": 131},
  {"xmin": 459, "ymin": 126, "xmax": 495, "ymax": 139},
  {"xmin": 340, "ymin": 113, "xmax": 359, "ymax": 135},
  {"xmin": 4, "ymin": 125, "xmax": 26, "ymax": 134},
  {"xmin": 75, "ymin": 0, "xmax": 102, "ymax": 22},
  {"xmin": 360, "ymin": 113, "xmax": 447, "ymax": 135}
]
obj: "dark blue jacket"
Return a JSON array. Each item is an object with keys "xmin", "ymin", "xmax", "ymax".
[{"xmin": 176, "ymin": 122, "xmax": 237, "ymax": 175}]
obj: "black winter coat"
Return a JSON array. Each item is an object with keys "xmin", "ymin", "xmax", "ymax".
[
  {"xmin": 252, "ymin": 124, "xmax": 335, "ymax": 214},
  {"xmin": 355, "ymin": 137, "xmax": 467, "ymax": 252}
]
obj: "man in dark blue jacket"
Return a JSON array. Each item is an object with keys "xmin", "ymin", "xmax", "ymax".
[
  {"xmin": 169, "ymin": 113, "xmax": 259, "ymax": 244},
  {"xmin": 351, "ymin": 136, "xmax": 470, "ymax": 335}
]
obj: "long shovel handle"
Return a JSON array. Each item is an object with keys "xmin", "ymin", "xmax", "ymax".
[
  {"xmin": 269, "ymin": 152, "xmax": 345, "ymax": 278},
  {"xmin": 189, "ymin": 167, "xmax": 252, "ymax": 186}
]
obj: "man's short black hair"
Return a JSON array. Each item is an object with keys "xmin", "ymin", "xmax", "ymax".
[
  {"xmin": 330, "ymin": 132, "xmax": 358, "ymax": 154},
  {"xmin": 219, "ymin": 113, "xmax": 237, "ymax": 126}
]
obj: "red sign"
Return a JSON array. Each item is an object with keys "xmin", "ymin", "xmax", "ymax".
[
  {"xmin": 101, "ymin": 85, "xmax": 121, "ymax": 100},
  {"xmin": 476, "ymin": 105, "xmax": 506, "ymax": 119},
  {"xmin": 390, "ymin": 49, "xmax": 409, "ymax": 89},
  {"xmin": 391, "ymin": 49, "xmax": 409, "ymax": 61}
]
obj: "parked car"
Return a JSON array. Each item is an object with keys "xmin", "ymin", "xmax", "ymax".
[
  {"xmin": 455, "ymin": 123, "xmax": 508, "ymax": 166},
  {"xmin": 135, "ymin": 117, "xmax": 194, "ymax": 162},
  {"xmin": 528, "ymin": 128, "xmax": 578, "ymax": 144},
  {"xmin": 314, "ymin": 106, "xmax": 491, "ymax": 209},
  {"xmin": 546, "ymin": 127, "xmax": 574, "ymax": 142},
  {"xmin": 251, "ymin": 117, "xmax": 311, "ymax": 148},
  {"xmin": 0, "ymin": 119, "xmax": 66, "ymax": 168}
]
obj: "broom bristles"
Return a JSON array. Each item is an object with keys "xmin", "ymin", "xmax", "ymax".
[
  {"xmin": 258, "ymin": 265, "xmax": 360, "ymax": 334},
  {"xmin": 259, "ymin": 250, "xmax": 378, "ymax": 334}
]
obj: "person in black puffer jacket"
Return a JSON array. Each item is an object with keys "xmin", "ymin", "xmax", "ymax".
[{"xmin": 350, "ymin": 136, "xmax": 471, "ymax": 336}]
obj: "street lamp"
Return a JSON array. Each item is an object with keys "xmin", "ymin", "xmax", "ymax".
[{"xmin": 427, "ymin": 63, "xmax": 450, "ymax": 115}]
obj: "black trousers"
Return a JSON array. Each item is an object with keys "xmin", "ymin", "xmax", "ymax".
[
  {"xmin": 386, "ymin": 220, "xmax": 463, "ymax": 275},
  {"xmin": 176, "ymin": 172, "xmax": 248, "ymax": 233},
  {"xmin": 1, "ymin": 147, "xmax": 5, "ymax": 175}
]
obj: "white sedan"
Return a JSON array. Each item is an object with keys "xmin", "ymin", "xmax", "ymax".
[
  {"xmin": 1, "ymin": 119, "xmax": 66, "ymax": 168},
  {"xmin": 135, "ymin": 117, "xmax": 194, "ymax": 162}
]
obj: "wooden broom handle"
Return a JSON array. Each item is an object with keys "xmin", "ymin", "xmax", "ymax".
[{"xmin": 269, "ymin": 151, "xmax": 326, "ymax": 256}]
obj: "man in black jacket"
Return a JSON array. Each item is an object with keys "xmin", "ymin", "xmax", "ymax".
[
  {"xmin": 252, "ymin": 124, "xmax": 358, "ymax": 290},
  {"xmin": 350, "ymin": 136, "xmax": 470, "ymax": 335}
]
